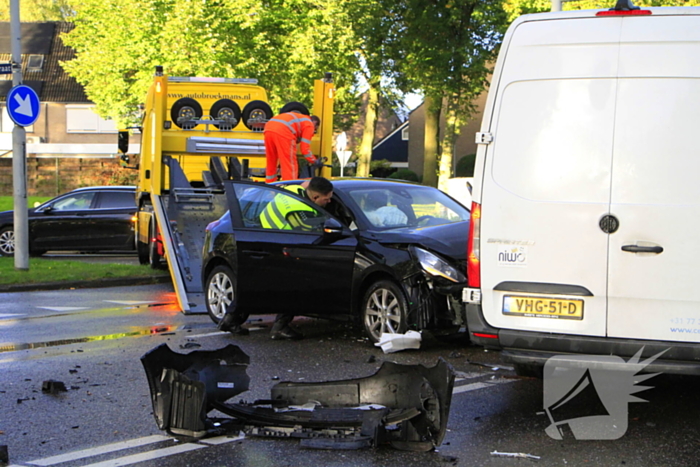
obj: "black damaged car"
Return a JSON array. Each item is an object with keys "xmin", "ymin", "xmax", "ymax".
[{"xmin": 201, "ymin": 178, "xmax": 470, "ymax": 343}]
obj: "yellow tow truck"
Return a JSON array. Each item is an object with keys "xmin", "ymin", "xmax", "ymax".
[{"xmin": 119, "ymin": 66, "xmax": 334, "ymax": 313}]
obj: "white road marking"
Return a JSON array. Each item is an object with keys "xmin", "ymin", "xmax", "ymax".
[
  {"xmin": 80, "ymin": 443, "xmax": 205, "ymax": 467},
  {"xmin": 36, "ymin": 307, "xmax": 88, "ymax": 312},
  {"xmin": 17, "ymin": 371, "xmax": 518, "ymax": 467},
  {"xmin": 0, "ymin": 313, "xmax": 25, "ymax": 318},
  {"xmin": 103, "ymin": 301, "xmax": 157, "ymax": 306},
  {"xmin": 198, "ymin": 433, "xmax": 245, "ymax": 445},
  {"xmin": 453, "ymin": 378, "xmax": 516, "ymax": 394},
  {"xmin": 26, "ymin": 435, "xmax": 171, "ymax": 466}
]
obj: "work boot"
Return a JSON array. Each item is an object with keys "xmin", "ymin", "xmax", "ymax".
[
  {"xmin": 218, "ymin": 314, "xmax": 249, "ymax": 335},
  {"xmin": 270, "ymin": 326, "xmax": 303, "ymax": 340}
]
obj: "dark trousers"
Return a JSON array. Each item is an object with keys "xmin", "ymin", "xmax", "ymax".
[{"xmin": 271, "ymin": 313, "xmax": 294, "ymax": 331}]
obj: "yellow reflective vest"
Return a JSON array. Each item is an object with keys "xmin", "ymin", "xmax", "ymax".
[{"xmin": 260, "ymin": 185, "xmax": 317, "ymax": 230}]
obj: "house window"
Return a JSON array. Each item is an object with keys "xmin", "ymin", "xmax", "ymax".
[
  {"xmin": 27, "ymin": 55, "xmax": 45, "ymax": 72},
  {"xmin": 66, "ymin": 105, "xmax": 118, "ymax": 133},
  {"xmin": 401, "ymin": 126, "xmax": 409, "ymax": 141},
  {"xmin": 1, "ymin": 106, "xmax": 34, "ymax": 133}
]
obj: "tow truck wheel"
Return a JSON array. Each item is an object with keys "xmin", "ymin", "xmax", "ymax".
[
  {"xmin": 148, "ymin": 223, "xmax": 162, "ymax": 269},
  {"xmin": 137, "ymin": 240, "xmax": 149, "ymax": 265},
  {"xmin": 171, "ymin": 98, "xmax": 203, "ymax": 129},
  {"xmin": 362, "ymin": 280, "xmax": 408, "ymax": 344},
  {"xmin": 279, "ymin": 101, "xmax": 309, "ymax": 115},
  {"xmin": 242, "ymin": 100, "xmax": 273, "ymax": 130},
  {"xmin": 210, "ymin": 99, "xmax": 241, "ymax": 129},
  {"xmin": 0, "ymin": 226, "xmax": 15, "ymax": 256},
  {"xmin": 205, "ymin": 265, "xmax": 236, "ymax": 324}
]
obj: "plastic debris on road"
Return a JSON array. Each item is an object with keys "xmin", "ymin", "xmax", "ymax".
[
  {"xmin": 490, "ymin": 451, "xmax": 541, "ymax": 460},
  {"xmin": 375, "ymin": 330, "xmax": 421, "ymax": 353}
]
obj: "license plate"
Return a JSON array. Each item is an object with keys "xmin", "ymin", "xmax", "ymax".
[{"xmin": 502, "ymin": 295, "xmax": 584, "ymax": 320}]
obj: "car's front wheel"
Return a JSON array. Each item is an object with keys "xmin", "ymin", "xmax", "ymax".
[
  {"xmin": 205, "ymin": 265, "xmax": 236, "ymax": 325},
  {"xmin": 0, "ymin": 226, "xmax": 15, "ymax": 257},
  {"xmin": 362, "ymin": 280, "xmax": 408, "ymax": 343}
]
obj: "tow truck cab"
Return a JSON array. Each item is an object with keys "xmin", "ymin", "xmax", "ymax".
[{"xmin": 119, "ymin": 66, "xmax": 334, "ymax": 313}]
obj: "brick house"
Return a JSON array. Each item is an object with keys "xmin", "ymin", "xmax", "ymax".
[{"xmin": 0, "ymin": 22, "xmax": 135, "ymax": 196}]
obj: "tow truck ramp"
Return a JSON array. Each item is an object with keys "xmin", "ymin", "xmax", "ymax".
[{"xmin": 154, "ymin": 156, "xmax": 238, "ymax": 314}]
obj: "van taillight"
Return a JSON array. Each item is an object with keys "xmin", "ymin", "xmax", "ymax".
[
  {"xmin": 596, "ymin": 9, "xmax": 651, "ymax": 16},
  {"xmin": 467, "ymin": 202, "xmax": 481, "ymax": 287}
]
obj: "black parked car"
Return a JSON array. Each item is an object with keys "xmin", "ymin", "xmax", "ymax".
[
  {"xmin": 0, "ymin": 186, "xmax": 137, "ymax": 257},
  {"xmin": 201, "ymin": 178, "xmax": 470, "ymax": 342}
]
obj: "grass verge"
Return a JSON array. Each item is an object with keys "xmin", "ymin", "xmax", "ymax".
[
  {"xmin": 0, "ymin": 196, "xmax": 53, "ymax": 212},
  {"xmin": 0, "ymin": 257, "xmax": 166, "ymax": 286}
]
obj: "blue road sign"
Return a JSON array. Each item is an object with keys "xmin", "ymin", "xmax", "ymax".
[
  {"xmin": 7, "ymin": 85, "xmax": 41, "ymax": 127},
  {"xmin": 0, "ymin": 63, "xmax": 11, "ymax": 74}
]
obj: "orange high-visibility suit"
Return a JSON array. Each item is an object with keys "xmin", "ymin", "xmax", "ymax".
[{"xmin": 264, "ymin": 112, "xmax": 317, "ymax": 182}]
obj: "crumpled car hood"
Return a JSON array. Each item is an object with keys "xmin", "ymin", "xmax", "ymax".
[{"xmin": 372, "ymin": 221, "xmax": 469, "ymax": 260}]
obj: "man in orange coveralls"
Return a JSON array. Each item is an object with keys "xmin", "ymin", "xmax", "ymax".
[{"xmin": 264, "ymin": 112, "xmax": 321, "ymax": 182}]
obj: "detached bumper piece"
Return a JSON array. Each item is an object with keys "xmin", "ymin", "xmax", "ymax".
[{"xmin": 141, "ymin": 344, "xmax": 455, "ymax": 451}]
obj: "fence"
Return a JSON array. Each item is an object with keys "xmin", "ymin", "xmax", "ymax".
[{"xmin": 0, "ymin": 157, "xmax": 138, "ymax": 197}]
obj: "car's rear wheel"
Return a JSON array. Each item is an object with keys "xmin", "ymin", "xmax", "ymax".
[
  {"xmin": 0, "ymin": 226, "xmax": 14, "ymax": 256},
  {"xmin": 205, "ymin": 265, "xmax": 236, "ymax": 324},
  {"xmin": 362, "ymin": 280, "xmax": 408, "ymax": 343}
]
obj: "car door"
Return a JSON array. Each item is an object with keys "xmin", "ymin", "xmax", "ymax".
[
  {"xmin": 30, "ymin": 190, "xmax": 100, "ymax": 251},
  {"xmin": 230, "ymin": 182, "xmax": 357, "ymax": 316},
  {"xmin": 91, "ymin": 190, "xmax": 137, "ymax": 250}
]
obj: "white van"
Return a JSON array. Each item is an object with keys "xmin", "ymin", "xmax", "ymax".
[{"xmin": 463, "ymin": 3, "xmax": 700, "ymax": 375}]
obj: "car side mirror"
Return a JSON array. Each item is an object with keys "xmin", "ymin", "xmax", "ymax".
[{"xmin": 322, "ymin": 217, "xmax": 344, "ymax": 236}]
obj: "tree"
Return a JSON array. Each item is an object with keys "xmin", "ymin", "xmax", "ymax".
[
  {"xmin": 0, "ymin": 0, "xmax": 75, "ymax": 21},
  {"xmin": 61, "ymin": 0, "xmax": 360, "ymax": 128},
  {"xmin": 342, "ymin": 0, "xmax": 405, "ymax": 178},
  {"xmin": 396, "ymin": 0, "xmax": 507, "ymax": 190},
  {"xmin": 502, "ymin": 0, "xmax": 700, "ymax": 22}
]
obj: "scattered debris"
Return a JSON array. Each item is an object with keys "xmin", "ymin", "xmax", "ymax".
[
  {"xmin": 69, "ymin": 369, "xmax": 78, "ymax": 374},
  {"xmin": 179, "ymin": 342, "xmax": 201, "ymax": 349},
  {"xmin": 448, "ymin": 351, "xmax": 462, "ymax": 359},
  {"xmin": 41, "ymin": 380, "xmax": 68, "ymax": 394},
  {"xmin": 490, "ymin": 451, "xmax": 541, "ymax": 460},
  {"xmin": 141, "ymin": 343, "xmax": 455, "ymax": 451},
  {"xmin": 375, "ymin": 331, "xmax": 422, "ymax": 354},
  {"xmin": 366, "ymin": 355, "xmax": 377, "ymax": 363}
]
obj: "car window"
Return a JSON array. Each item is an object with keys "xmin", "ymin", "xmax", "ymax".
[
  {"xmin": 97, "ymin": 191, "xmax": 137, "ymax": 209},
  {"xmin": 51, "ymin": 192, "xmax": 96, "ymax": 211},
  {"xmin": 233, "ymin": 184, "xmax": 327, "ymax": 232},
  {"xmin": 348, "ymin": 185, "xmax": 469, "ymax": 229}
]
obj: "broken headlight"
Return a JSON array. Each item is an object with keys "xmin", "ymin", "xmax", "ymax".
[{"xmin": 412, "ymin": 247, "xmax": 466, "ymax": 283}]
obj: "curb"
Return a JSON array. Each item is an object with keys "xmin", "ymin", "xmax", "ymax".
[{"xmin": 0, "ymin": 274, "xmax": 172, "ymax": 293}]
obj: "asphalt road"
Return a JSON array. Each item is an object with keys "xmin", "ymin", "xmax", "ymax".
[{"xmin": 1, "ymin": 283, "xmax": 699, "ymax": 467}]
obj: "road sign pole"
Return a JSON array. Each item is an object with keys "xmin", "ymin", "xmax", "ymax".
[{"xmin": 11, "ymin": 0, "xmax": 29, "ymax": 270}]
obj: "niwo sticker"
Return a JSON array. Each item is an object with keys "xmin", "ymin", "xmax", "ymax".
[
  {"xmin": 218, "ymin": 382, "xmax": 235, "ymax": 389},
  {"xmin": 497, "ymin": 245, "xmax": 527, "ymax": 267}
]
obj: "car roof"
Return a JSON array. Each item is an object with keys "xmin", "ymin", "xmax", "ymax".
[
  {"xmin": 68, "ymin": 185, "xmax": 136, "ymax": 193},
  {"xmin": 274, "ymin": 178, "xmax": 423, "ymax": 190}
]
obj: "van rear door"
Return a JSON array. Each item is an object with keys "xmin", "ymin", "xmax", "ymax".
[
  {"xmin": 479, "ymin": 17, "xmax": 623, "ymax": 337},
  {"xmin": 607, "ymin": 15, "xmax": 700, "ymax": 343}
]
